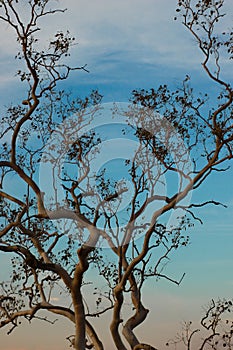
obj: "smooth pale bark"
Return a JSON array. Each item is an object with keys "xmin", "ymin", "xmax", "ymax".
[
  {"xmin": 72, "ymin": 247, "xmax": 91, "ymax": 350},
  {"xmin": 121, "ymin": 255, "xmax": 149, "ymax": 348},
  {"xmin": 110, "ymin": 286, "xmax": 128, "ymax": 350},
  {"xmin": 122, "ymin": 305, "xmax": 149, "ymax": 348},
  {"xmin": 72, "ymin": 286, "xmax": 86, "ymax": 350},
  {"xmin": 71, "ymin": 227, "xmax": 99, "ymax": 350}
]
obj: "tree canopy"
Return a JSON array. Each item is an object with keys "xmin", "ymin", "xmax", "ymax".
[{"xmin": 0, "ymin": 1, "xmax": 232, "ymax": 349}]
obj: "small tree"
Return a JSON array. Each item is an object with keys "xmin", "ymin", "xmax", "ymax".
[
  {"xmin": 0, "ymin": 1, "xmax": 232, "ymax": 349},
  {"xmin": 166, "ymin": 298, "xmax": 233, "ymax": 349}
]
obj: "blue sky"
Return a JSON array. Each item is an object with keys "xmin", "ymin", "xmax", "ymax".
[{"xmin": 0, "ymin": 0, "xmax": 233, "ymax": 349}]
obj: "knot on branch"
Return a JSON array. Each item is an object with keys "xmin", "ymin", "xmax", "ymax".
[{"xmin": 24, "ymin": 256, "xmax": 39, "ymax": 270}]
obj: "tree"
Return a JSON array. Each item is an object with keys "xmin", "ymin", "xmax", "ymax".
[
  {"xmin": 166, "ymin": 298, "xmax": 233, "ymax": 349},
  {"xmin": 0, "ymin": 0, "xmax": 232, "ymax": 349}
]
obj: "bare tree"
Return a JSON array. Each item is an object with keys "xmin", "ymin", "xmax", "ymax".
[{"xmin": 0, "ymin": 1, "xmax": 232, "ymax": 350}]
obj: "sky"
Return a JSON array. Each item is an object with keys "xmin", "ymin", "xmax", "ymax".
[{"xmin": 0, "ymin": 0, "xmax": 233, "ymax": 349}]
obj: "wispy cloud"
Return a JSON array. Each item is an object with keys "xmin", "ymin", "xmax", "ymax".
[
  {"xmin": 50, "ymin": 297, "xmax": 60, "ymax": 302},
  {"xmin": 0, "ymin": 0, "xmax": 232, "ymax": 103}
]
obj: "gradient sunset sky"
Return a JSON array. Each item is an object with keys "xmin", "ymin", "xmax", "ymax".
[{"xmin": 0, "ymin": 0, "xmax": 233, "ymax": 349}]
